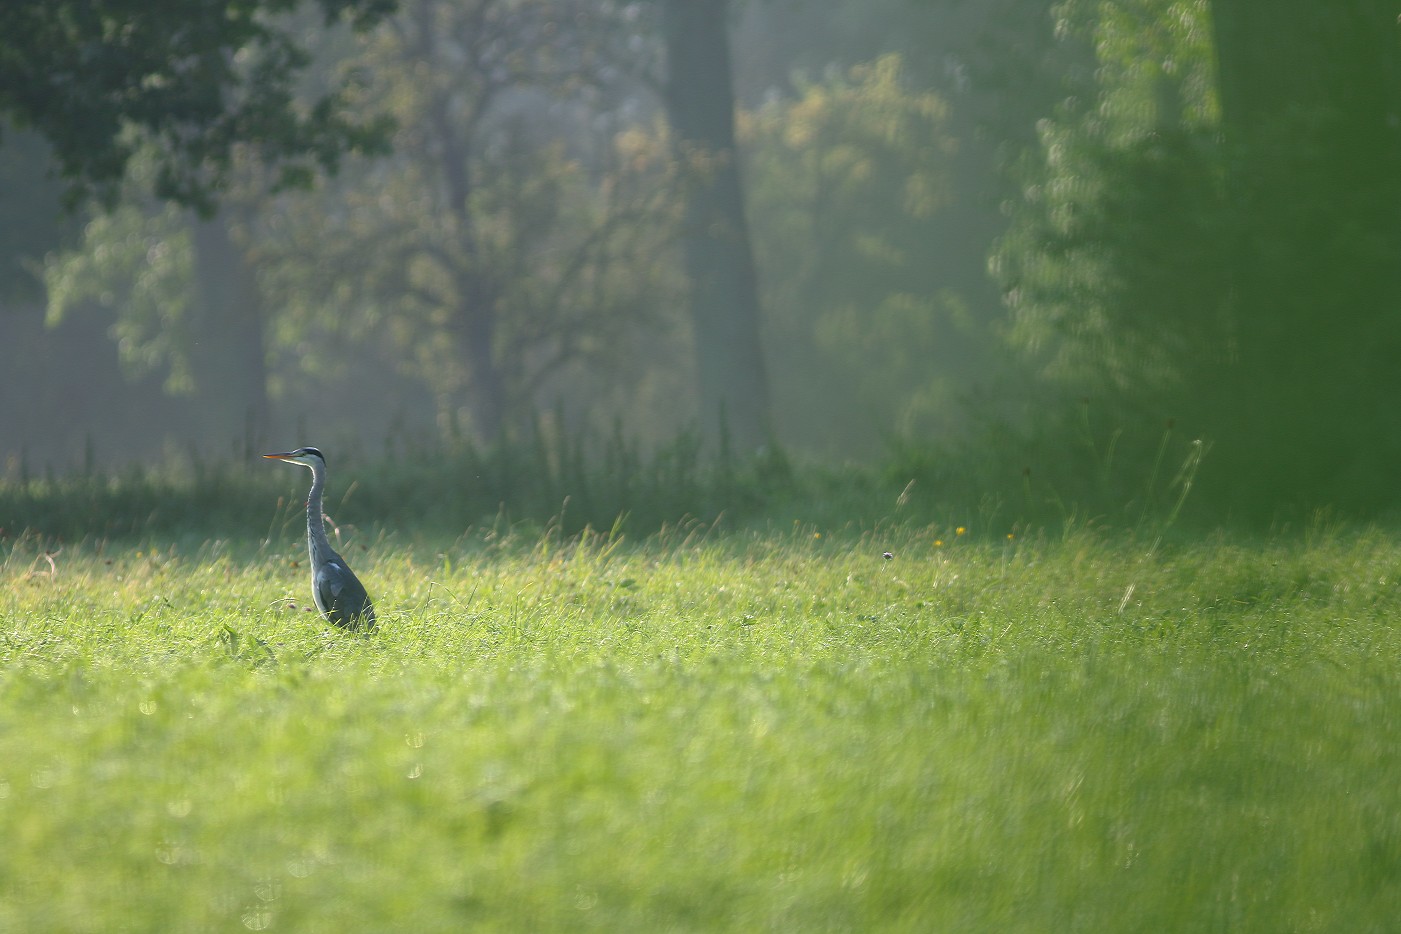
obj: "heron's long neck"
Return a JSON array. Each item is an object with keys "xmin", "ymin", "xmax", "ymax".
[{"xmin": 305, "ymin": 463, "xmax": 337, "ymax": 565}]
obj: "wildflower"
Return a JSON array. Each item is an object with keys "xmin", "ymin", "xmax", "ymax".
[
  {"xmin": 956, "ymin": 527, "xmax": 966, "ymax": 536},
  {"xmin": 934, "ymin": 539, "xmax": 944, "ymax": 547}
]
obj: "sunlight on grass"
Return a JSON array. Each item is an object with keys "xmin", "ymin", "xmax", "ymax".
[{"xmin": 1, "ymin": 527, "xmax": 1400, "ymax": 930}]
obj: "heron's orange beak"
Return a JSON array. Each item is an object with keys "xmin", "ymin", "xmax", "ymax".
[{"xmin": 262, "ymin": 453, "xmax": 294, "ymax": 461}]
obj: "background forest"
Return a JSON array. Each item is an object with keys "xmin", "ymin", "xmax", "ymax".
[{"xmin": 2, "ymin": 0, "xmax": 1399, "ymax": 523}]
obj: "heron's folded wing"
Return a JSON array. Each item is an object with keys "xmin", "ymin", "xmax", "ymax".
[
  {"xmin": 316, "ymin": 560, "xmax": 349, "ymax": 600},
  {"xmin": 316, "ymin": 559, "xmax": 374, "ymax": 625}
]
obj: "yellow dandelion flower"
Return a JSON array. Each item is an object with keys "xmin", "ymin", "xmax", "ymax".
[
  {"xmin": 956, "ymin": 526, "xmax": 966, "ymax": 536},
  {"xmin": 934, "ymin": 539, "xmax": 944, "ymax": 547}
]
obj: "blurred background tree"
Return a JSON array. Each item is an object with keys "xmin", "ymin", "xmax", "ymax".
[
  {"xmin": 1, "ymin": 0, "xmax": 392, "ymax": 464},
  {"xmin": 252, "ymin": 0, "xmax": 679, "ymax": 442},
  {"xmin": 0, "ymin": 0, "xmax": 395, "ymax": 211},
  {"xmin": 42, "ymin": 161, "xmax": 273, "ymax": 450},
  {"xmin": 993, "ymin": 0, "xmax": 1227, "ymax": 408},
  {"xmin": 742, "ymin": 54, "xmax": 982, "ymax": 453},
  {"xmin": 39, "ymin": 0, "xmax": 683, "ymax": 453},
  {"xmin": 1206, "ymin": 0, "xmax": 1401, "ymax": 515},
  {"xmin": 659, "ymin": 0, "xmax": 771, "ymax": 451}
]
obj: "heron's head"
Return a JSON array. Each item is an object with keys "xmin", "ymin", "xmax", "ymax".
[{"xmin": 262, "ymin": 447, "xmax": 326, "ymax": 469}]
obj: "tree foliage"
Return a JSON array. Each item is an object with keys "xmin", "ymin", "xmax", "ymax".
[
  {"xmin": 742, "ymin": 54, "xmax": 972, "ymax": 450},
  {"xmin": 43, "ymin": 196, "xmax": 196, "ymax": 392},
  {"xmin": 0, "ymin": 0, "xmax": 395, "ymax": 212},
  {"xmin": 254, "ymin": 0, "xmax": 678, "ymax": 439},
  {"xmin": 991, "ymin": 0, "xmax": 1225, "ymax": 404},
  {"xmin": 40, "ymin": 0, "xmax": 684, "ymax": 446}
]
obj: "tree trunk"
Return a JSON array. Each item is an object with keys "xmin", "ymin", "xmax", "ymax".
[
  {"xmin": 430, "ymin": 81, "xmax": 508, "ymax": 442},
  {"xmin": 660, "ymin": 0, "xmax": 771, "ymax": 451},
  {"xmin": 451, "ymin": 276, "xmax": 507, "ymax": 441},
  {"xmin": 1206, "ymin": 0, "xmax": 1401, "ymax": 516},
  {"xmin": 189, "ymin": 210, "xmax": 269, "ymax": 450}
]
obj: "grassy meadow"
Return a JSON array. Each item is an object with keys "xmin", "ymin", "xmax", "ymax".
[{"xmin": 2, "ymin": 451, "xmax": 1401, "ymax": 931}]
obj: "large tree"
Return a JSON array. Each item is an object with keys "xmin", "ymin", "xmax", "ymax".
[
  {"xmin": 660, "ymin": 0, "xmax": 771, "ymax": 451},
  {"xmin": 253, "ymin": 0, "xmax": 675, "ymax": 441},
  {"xmin": 1207, "ymin": 0, "xmax": 1401, "ymax": 513},
  {"xmin": 0, "ymin": 0, "xmax": 394, "ymax": 212}
]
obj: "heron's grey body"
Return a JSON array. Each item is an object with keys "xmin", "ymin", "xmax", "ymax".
[{"xmin": 263, "ymin": 447, "xmax": 375, "ymax": 630}]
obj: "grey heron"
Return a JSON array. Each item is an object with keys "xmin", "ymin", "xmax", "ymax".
[{"xmin": 263, "ymin": 447, "xmax": 376, "ymax": 631}]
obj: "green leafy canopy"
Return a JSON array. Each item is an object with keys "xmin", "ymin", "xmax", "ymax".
[{"xmin": 0, "ymin": 0, "xmax": 396, "ymax": 213}]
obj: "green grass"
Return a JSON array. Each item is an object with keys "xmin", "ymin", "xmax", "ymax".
[{"xmin": 2, "ymin": 521, "xmax": 1401, "ymax": 931}]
